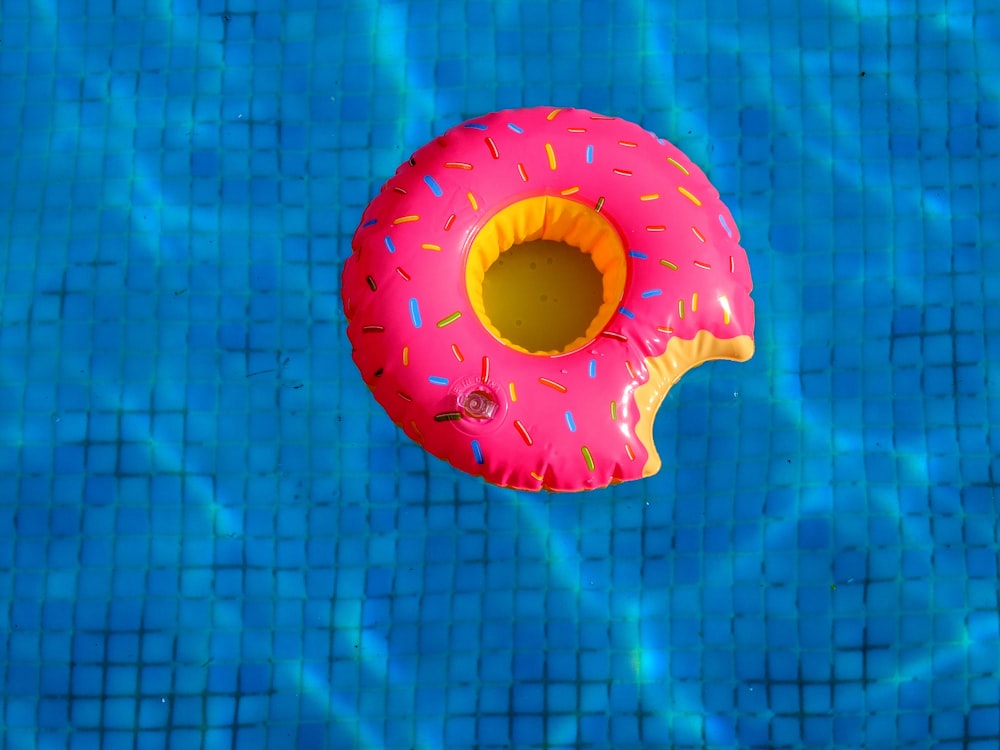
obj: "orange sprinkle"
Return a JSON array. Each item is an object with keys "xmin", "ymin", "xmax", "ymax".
[
  {"xmin": 445, "ymin": 161, "xmax": 473, "ymax": 169},
  {"xmin": 625, "ymin": 361, "xmax": 636, "ymax": 380},
  {"xmin": 514, "ymin": 420, "xmax": 533, "ymax": 446},
  {"xmin": 538, "ymin": 377, "xmax": 567, "ymax": 393},
  {"xmin": 402, "ymin": 346, "xmax": 409, "ymax": 366},
  {"xmin": 517, "ymin": 163, "xmax": 529, "ymax": 182},
  {"xmin": 410, "ymin": 420, "xmax": 423, "ymax": 441},
  {"xmin": 656, "ymin": 326, "xmax": 674, "ymax": 334},
  {"xmin": 566, "ymin": 127, "xmax": 587, "ymax": 133},
  {"xmin": 530, "ymin": 470, "xmax": 544, "ymax": 481},
  {"xmin": 618, "ymin": 140, "xmax": 638, "ymax": 148},
  {"xmin": 451, "ymin": 343, "xmax": 464, "ymax": 362},
  {"xmin": 691, "ymin": 226, "xmax": 706, "ymax": 243},
  {"xmin": 625, "ymin": 443, "xmax": 635, "ymax": 461},
  {"xmin": 560, "ymin": 186, "xmax": 580, "ymax": 196},
  {"xmin": 393, "ymin": 215, "xmax": 419, "ymax": 224},
  {"xmin": 646, "ymin": 225, "xmax": 666, "ymax": 232}
]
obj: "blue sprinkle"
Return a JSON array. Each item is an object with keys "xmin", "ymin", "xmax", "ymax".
[
  {"xmin": 362, "ymin": 218, "xmax": 377, "ymax": 228},
  {"xmin": 471, "ymin": 440, "xmax": 484, "ymax": 464},
  {"xmin": 719, "ymin": 214, "xmax": 733, "ymax": 237},
  {"xmin": 463, "ymin": 123, "xmax": 488, "ymax": 130},
  {"xmin": 507, "ymin": 123, "xmax": 523, "ymax": 133},
  {"xmin": 565, "ymin": 411, "xmax": 577, "ymax": 433},
  {"xmin": 588, "ymin": 359, "xmax": 596, "ymax": 378},
  {"xmin": 384, "ymin": 236, "xmax": 396, "ymax": 253},
  {"xmin": 641, "ymin": 289, "xmax": 663, "ymax": 298},
  {"xmin": 619, "ymin": 306, "xmax": 636, "ymax": 319},
  {"xmin": 628, "ymin": 250, "xmax": 647, "ymax": 259},
  {"xmin": 586, "ymin": 145, "xmax": 594, "ymax": 163},
  {"xmin": 409, "ymin": 298, "xmax": 422, "ymax": 328},
  {"xmin": 423, "ymin": 175, "xmax": 442, "ymax": 197},
  {"xmin": 429, "ymin": 375, "xmax": 449, "ymax": 386}
]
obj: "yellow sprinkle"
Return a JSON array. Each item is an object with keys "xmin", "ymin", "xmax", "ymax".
[
  {"xmin": 545, "ymin": 142, "xmax": 557, "ymax": 170},
  {"xmin": 467, "ymin": 192, "xmax": 478, "ymax": 211},
  {"xmin": 610, "ymin": 401, "xmax": 617, "ymax": 421},
  {"xmin": 639, "ymin": 193, "xmax": 660, "ymax": 201},
  {"xmin": 678, "ymin": 186, "xmax": 701, "ymax": 206},
  {"xmin": 546, "ymin": 108, "xmax": 562, "ymax": 120},
  {"xmin": 660, "ymin": 259, "xmax": 678, "ymax": 271},
  {"xmin": 402, "ymin": 346, "xmax": 409, "ymax": 366},
  {"xmin": 530, "ymin": 471, "xmax": 544, "ymax": 481},
  {"xmin": 437, "ymin": 311, "xmax": 462, "ymax": 327},
  {"xmin": 421, "ymin": 243, "xmax": 441, "ymax": 251},
  {"xmin": 560, "ymin": 186, "xmax": 580, "ymax": 196},
  {"xmin": 692, "ymin": 292, "xmax": 699, "ymax": 313},
  {"xmin": 508, "ymin": 381, "xmax": 517, "ymax": 402},
  {"xmin": 393, "ymin": 215, "xmax": 420, "ymax": 224},
  {"xmin": 667, "ymin": 157, "xmax": 690, "ymax": 175},
  {"xmin": 719, "ymin": 295, "xmax": 732, "ymax": 325},
  {"xmin": 678, "ymin": 299, "xmax": 685, "ymax": 319},
  {"xmin": 581, "ymin": 446, "xmax": 595, "ymax": 472}
]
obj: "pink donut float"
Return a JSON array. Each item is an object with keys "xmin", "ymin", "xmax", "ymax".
[{"xmin": 342, "ymin": 107, "xmax": 755, "ymax": 492}]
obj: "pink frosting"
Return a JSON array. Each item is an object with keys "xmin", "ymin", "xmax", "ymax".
[{"xmin": 342, "ymin": 107, "xmax": 755, "ymax": 491}]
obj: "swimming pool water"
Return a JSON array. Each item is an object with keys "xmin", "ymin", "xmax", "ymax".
[{"xmin": 1, "ymin": 0, "xmax": 998, "ymax": 748}]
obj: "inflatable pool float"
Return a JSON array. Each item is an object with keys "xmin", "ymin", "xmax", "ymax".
[{"xmin": 342, "ymin": 107, "xmax": 755, "ymax": 492}]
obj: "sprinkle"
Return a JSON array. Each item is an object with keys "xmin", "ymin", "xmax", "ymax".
[
  {"xmin": 384, "ymin": 236, "xmax": 396, "ymax": 253},
  {"xmin": 565, "ymin": 411, "xmax": 577, "ymax": 432},
  {"xmin": 667, "ymin": 157, "xmax": 690, "ymax": 175},
  {"xmin": 719, "ymin": 295, "xmax": 732, "ymax": 325},
  {"xmin": 678, "ymin": 299, "xmax": 685, "ymax": 319},
  {"xmin": 373, "ymin": 368, "xmax": 383, "ymax": 377},
  {"xmin": 467, "ymin": 192, "xmax": 479, "ymax": 211},
  {"xmin": 530, "ymin": 471, "xmax": 544, "ymax": 481},
  {"xmin": 613, "ymin": 168, "xmax": 632, "ymax": 177},
  {"xmin": 560, "ymin": 186, "xmax": 580, "ymax": 196},
  {"xmin": 451, "ymin": 343, "xmax": 464, "ymax": 362},
  {"xmin": 546, "ymin": 108, "xmax": 562, "ymax": 121},
  {"xmin": 610, "ymin": 401, "xmax": 617, "ymax": 420},
  {"xmin": 589, "ymin": 115, "xmax": 614, "ymax": 120},
  {"xmin": 437, "ymin": 311, "xmax": 462, "ymax": 327},
  {"xmin": 471, "ymin": 440, "xmax": 484, "ymax": 464},
  {"xmin": 729, "ymin": 255, "xmax": 735, "ymax": 273},
  {"xmin": 445, "ymin": 161, "xmax": 473, "ymax": 169},
  {"xmin": 588, "ymin": 359, "xmax": 596, "ymax": 378},
  {"xmin": 507, "ymin": 122, "xmax": 523, "ymax": 133},
  {"xmin": 581, "ymin": 446, "xmax": 595, "ymax": 471},
  {"xmin": 545, "ymin": 143, "xmax": 557, "ymax": 170},
  {"xmin": 402, "ymin": 346, "xmax": 409, "ymax": 365},
  {"xmin": 691, "ymin": 226, "xmax": 706, "ymax": 243},
  {"xmin": 397, "ymin": 391, "xmax": 413, "ymax": 402},
  {"xmin": 396, "ymin": 266, "xmax": 411, "ymax": 281},
  {"xmin": 464, "ymin": 122, "xmax": 488, "ymax": 130},
  {"xmin": 618, "ymin": 140, "xmax": 638, "ymax": 148},
  {"xmin": 393, "ymin": 186, "xmax": 407, "ymax": 194},
  {"xmin": 365, "ymin": 275, "xmax": 377, "ymax": 291},
  {"xmin": 585, "ymin": 145, "xmax": 594, "ymax": 163},
  {"xmin": 641, "ymin": 289, "xmax": 662, "ymax": 298},
  {"xmin": 514, "ymin": 420, "xmax": 533, "ymax": 446},
  {"xmin": 393, "ymin": 215, "xmax": 419, "ymax": 224},
  {"xmin": 423, "ymin": 175, "xmax": 443, "ymax": 197},
  {"xmin": 678, "ymin": 186, "xmax": 701, "ymax": 206},
  {"xmin": 408, "ymin": 157, "xmax": 416, "ymax": 166},
  {"xmin": 618, "ymin": 306, "xmax": 635, "ymax": 319},
  {"xmin": 656, "ymin": 326, "xmax": 674, "ymax": 335},
  {"xmin": 362, "ymin": 218, "xmax": 377, "ymax": 227},
  {"xmin": 719, "ymin": 214, "xmax": 733, "ymax": 237},
  {"xmin": 428, "ymin": 375, "xmax": 449, "ymax": 386},
  {"xmin": 692, "ymin": 293, "xmax": 699, "ymax": 312},
  {"xmin": 625, "ymin": 361, "xmax": 636, "ymax": 380},
  {"xmin": 600, "ymin": 331, "xmax": 628, "ymax": 342},
  {"xmin": 538, "ymin": 377, "xmax": 567, "ymax": 393},
  {"xmin": 362, "ymin": 325, "xmax": 385, "ymax": 333},
  {"xmin": 625, "ymin": 443, "xmax": 636, "ymax": 461},
  {"xmin": 485, "ymin": 137, "xmax": 500, "ymax": 159},
  {"xmin": 422, "ymin": 243, "xmax": 441, "ymax": 251},
  {"xmin": 434, "ymin": 411, "xmax": 463, "ymax": 422},
  {"xmin": 410, "ymin": 420, "xmax": 422, "ymax": 440},
  {"xmin": 646, "ymin": 225, "xmax": 666, "ymax": 232},
  {"xmin": 629, "ymin": 250, "xmax": 648, "ymax": 259},
  {"xmin": 639, "ymin": 193, "xmax": 660, "ymax": 201},
  {"xmin": 694, "ymin": 260, "xmax": 712, "ymax": 270},
  {"xmin": 444, "ymin": 213, "xmax": 456, "ymax": 231},
  {"xmin": 567, "ymin": 127, "xmax": 587, "ymax": 133},
  {"xmin": 517, "ymin": 163, "xmax": 529, "ymax": 182},
  {"xmin": 508, "ymin": 381, "xmax": 517, "ymax": 402},
  {"xmin": 595, "ymin": 196, "xmax": 605, "ymax": 213},
  {"xmin": 481, "ymin": 356, "xmax": 490, "ymax": 381},
  {"xmin": 660, "ymin": 259, "xmax": 678, "ymax": 271},
  {"xmin": 409, "ymin": 298, "xmax": 422, "ymax": 328}
]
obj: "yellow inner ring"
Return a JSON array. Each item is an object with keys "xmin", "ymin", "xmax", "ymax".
[{"xmin": 465, "ymin": 196, "xmax": 628, "ymax": 355}]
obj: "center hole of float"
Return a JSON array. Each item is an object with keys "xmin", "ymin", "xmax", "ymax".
[
  {"xmin": 465, "ymin": 196, "xmax": 628, "ymax": 355},
  {"xmin": 483, "ymin": 240, "xmax": 603, "ymax": 353}
]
